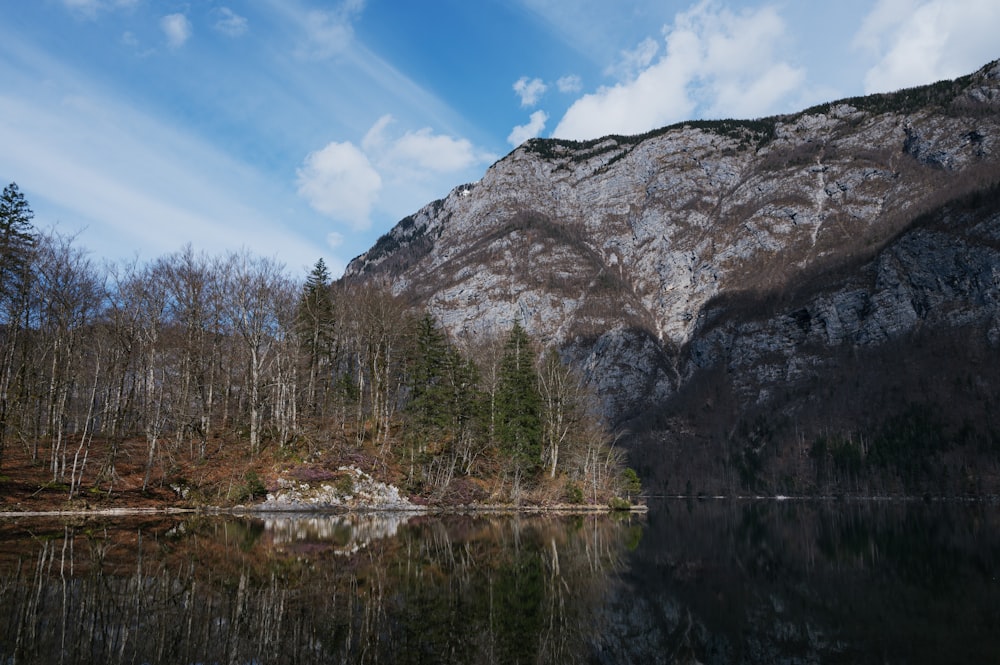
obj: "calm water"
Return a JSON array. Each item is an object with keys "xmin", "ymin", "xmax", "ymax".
[{"xmin": 0, "ymin": 500, "xmax": 998, "ymax": 664}]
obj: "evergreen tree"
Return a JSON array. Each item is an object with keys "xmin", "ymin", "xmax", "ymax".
[
  {"xmin": 296, "ymin": 258, "xmax": 335, "ymax": 414},
  {"xmin": 0, "ymin": 182, "xmax": 35, "ymax": 320},
  {"xmin": 406, "ymin": 313, "xmax": 451, "ymax": 435},
  {"xmin": 496, "ymin": 321, "xmax": 543, "ymax": 486},
  {"xmin": 0, "ymin": 182, "xmax": 35, "ymax": 472}
]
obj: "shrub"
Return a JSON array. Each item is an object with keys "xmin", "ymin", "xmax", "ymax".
[
  {"xmin": 335, "ymin": 473, "xmax": 355, "ymax": 496},
  {"xmin": 565, "ymin": 480, "xmax": 584, "ymax": 504},
  {"xmin": 242, "ymin": 470, "xmax": 267, "ymax": 501},
  {"xmin": 608, "ymin": 496, "xmax": 632, "ymax": 511}
]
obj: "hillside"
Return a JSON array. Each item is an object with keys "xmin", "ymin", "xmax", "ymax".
[{"xmin": 345, "ymin": 60, "xmax": 1000, "ymax": 495}]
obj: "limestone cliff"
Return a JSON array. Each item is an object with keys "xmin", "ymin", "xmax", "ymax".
[{"xmin": 345, "ymin": 61, "xmax": 1000, "ymax": 493}]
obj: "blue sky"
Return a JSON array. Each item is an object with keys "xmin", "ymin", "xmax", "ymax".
[{"xmin": 1, "ymin": 1, "xmax": 998, "ymax": 278}]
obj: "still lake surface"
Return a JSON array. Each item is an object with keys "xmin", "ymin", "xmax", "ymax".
[{"xmin": 1, "ymin": 500, "xmax": 998, "ymax": 664}]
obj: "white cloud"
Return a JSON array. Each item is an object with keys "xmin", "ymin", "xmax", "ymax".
[
  {"xmin": 605, "ymin": 37, "xmax": 659, "ymax": 80},
  {"xmin": 327, "ymin": 231, "xmax": 345, "ymax": 248},
  {"xmin": 297, "ymin": 141, "xmax": 382, "ymax": 230},
  {"xmin": 362, "ymin": 114, "xmax": 490, "ymax": 176},
  {"xmin": 856, "ymin": 0, "xmax": 1000, "ymax": 94},
  {"xmin": 213, "ymin": 7, "xmax": 249, "ymax": 37},
  {"xmin": 299, "ymin": 115, "xmax": 495, "ymax": 232},
  {"xmin": 508, "ymin": 110, "xmax": 548, "ymax": 146},
  {"xmin": 557, "ymin": 75, "xmax": 582, "ymax": 93},
  {"xmin": 161, "ymin": 13, "xmax": 192, "ymax": 49},
  {"xmin": 553, "ymin": 1, "xmax": 805, "ymax": 140},
  {"xmin": 391, "ymin": 128, "xmax": 482, "ymax": 173},
  {"xmin": 513, "ymin": 76, "xmax": 548, "ymax": 107},
  {"xmin": 0, "ymin": 85, "xmax": 328, "ymax": 271},
  {"xmin": 294, "ymin": 1, "xmax": 366, "ymax": 60},
  {"xmin": 554, "ymin": 61, "xmax": 694, "ymax": 140}
]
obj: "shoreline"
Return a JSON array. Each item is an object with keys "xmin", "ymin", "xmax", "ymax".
[
  {"xmin": 0, "ymin": 502, "xmax": 648, "ymax": 519},
  {"xmin": 7, "ymin": 492, "xmax": 1000, "ymax": 519}
]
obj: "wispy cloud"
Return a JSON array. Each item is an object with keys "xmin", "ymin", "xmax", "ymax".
[
  {"xmin": 604, "ymin": 37, "xmax": 658, "ymax": 80},
  {"xmin": 213, "ymin": 7, "xmax": 249, "ymax": 38},
  {"xmin": 62, "ymin": 0, "xmax": 138, "ymax": 19},
  {"xmin": 508, "ymin": 110, "xmax": 548, "ymax": 146},
  {"xmin": 556, "ymin": 75, "xmax": 582, "ymax": 94},
  {"xmin": 856, "ymin": 0, "xmax": 1000, "ymax": 94},
  {"xmin": 0, "ymin": 33, "xmax": 333, "ymax": 273},
  {"xmin": 553, "ymin": 1, "xmax": 805, "ymax": 140},
  {"xmin": 288, "ymin": 0, "xmax": 367, "ymax": 60},
  {"xmin": 161, "ymin": 13, "xmax": 192, "ymax": 49}
]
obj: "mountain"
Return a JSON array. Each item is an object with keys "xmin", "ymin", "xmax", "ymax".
[{"xmin": 345, "ymin": 60, "xmax": 1000, "ymax": 495}]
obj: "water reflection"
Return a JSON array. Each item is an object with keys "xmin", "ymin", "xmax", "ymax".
[
  {"xmin": 600, "ymin": 499, "xmax": 1000, "ymax": 664},
  {"xmin": 261, "ymin": 512, "xmax": 414, "ymax": 555},
  {"xmin": 1, "ymin": 502, "xmax": 998, "ymax": 664},
  {"xmin": 0, "ymin": 512, "xmax": 638, "ymax": 664}
]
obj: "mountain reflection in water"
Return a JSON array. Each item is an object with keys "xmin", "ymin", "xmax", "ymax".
[{"xmin": 0, "ymin": 501, "xmax": 998, "ymax": 664}]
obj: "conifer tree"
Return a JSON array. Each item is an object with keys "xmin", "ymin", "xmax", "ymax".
[
  {"xmin": 297, "ymin": 258, "xmax": 335, "ymax": 414},
  {"xmin": 406, "ymin": 313, "xmax": 451, "ymax": 435},
  {"xmin": 0, "ymin": 182, "xmax": 35, "ymax": 319},
  {"xmin": 0, "ymin": 182, "xmax": 35, "ymax": 472},
  {"xmin": 496, "ymin": 321, "xmax": 542, "ymax": 490}
]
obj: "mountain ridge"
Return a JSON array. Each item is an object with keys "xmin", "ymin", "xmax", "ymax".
[{"xmin": 345, "ymin": 59, "xmax": 1000, "ymax": 494}]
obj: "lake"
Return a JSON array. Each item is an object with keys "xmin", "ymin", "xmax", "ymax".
[{"xmin": 1, "ymin": 500, "xmax": 998, "ymax": 664}]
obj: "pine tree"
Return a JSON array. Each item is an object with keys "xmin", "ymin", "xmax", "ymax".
[
  {"xmin": 296, "ymin": 259, "xmax": 335, "ymax": 414},
  {"xmin": 0, "ymin": 182, "xmax": 35, "ymax": 472},
  {"xmin": 406, "ymin": 313, "xmax": 451, "ymax": 435},
  {"xmin": 496, "ymin": 321, "xmax": 543, "ymax": 487},
  {"xmin": 0, "ymin": 182, "xmax": 35, "ymax": 320}
]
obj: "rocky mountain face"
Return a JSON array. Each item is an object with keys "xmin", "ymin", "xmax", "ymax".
[{"xmin": 345, "ymin": 61, "xmax": 1000, "ymax": 494}]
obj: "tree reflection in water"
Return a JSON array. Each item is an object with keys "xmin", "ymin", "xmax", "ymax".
[
  {"xmin": 3, "ymin": 502, "xmax": 999, "ymax": 664},
  {"xmin": 0, "ymin": 512, "xmax": 639, "ymax": 664}
]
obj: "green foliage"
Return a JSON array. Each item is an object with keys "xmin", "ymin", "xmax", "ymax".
[
  {"xmin": 869, "ymin": 405, "xmax": 946, "ymax": 471},
  {"xmin": 0, "ymin": 182, "xmax": 36, "ymax": 315},
  {"xmin": 564, "ymin": 480, "xmax": 584, "ymax": 504},
  {"xmin": 608, "ymin": 496, "xmax": 632, "ymax": 511},
  {"xmin": 496, "ymin": 321, "xmax": 543, "ymax": 478},
  {"xmin": 488, "ymin": 544, "xmax": 545, "ymax": 663},
  {"xmin": 402, "ymin": 313, "xmax": 481, "ymax": 488},
  {"xmin": 522, "ymin": 116, "xmax": 778, "ymax": 166},
  {"xmin": 334, "ymin": 473, "xmax": 354, "ymax": 496},
  {"xmin": 621, "ymin": 467, "xmax": 642, "ymax": 499},
  {"xmin": 623, "ymin": 523, "xmax": 643, "ymax": 551},
  {"xmin": 800, "ymin": 74, "xmax": 974, "ymax": 117},
  {"xmin": 405, "ymin": 314, "xmax": 452, "ymax": 434},
  {"xmin": 733, "ymin": 415, "xmax": 772, "ymax": 491},
  {"xmin": 241, "ymin": 470, "xmax": 267, "ymax": 501},
  {"xmin": 297, "ymin": 261, "xmax": 334, "ymax": 357},
  {"xmin": 830, "ymin": 437, "xmax": 863, "ymax": 477}
]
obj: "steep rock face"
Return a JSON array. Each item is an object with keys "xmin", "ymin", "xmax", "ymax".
[
  {"xmin": 686, "ymin": 195, "xmax": 1000, "ymax": 404},
  {"xmin": 345, "ymin": 62, "xmax": 1000, "ymax": 432}
]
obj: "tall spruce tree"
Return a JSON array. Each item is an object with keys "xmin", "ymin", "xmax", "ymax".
[
  {"xmin": 496, "ymin": 321, "xmax": 542, "ymax": 486},
  {"xmin": 406, "ymin": 313, "xmax": 451, "ymax": 435},
  {"xmin": 0, "ymin": 182, "xmax": 36, "ymax": 472},
  {"xmin": 0, "ymin": 183, "xmax": 35, "ymax": 318},
  {"xmin": 296, "ymin": 259, "xmax": 335, "ymax": 414}
]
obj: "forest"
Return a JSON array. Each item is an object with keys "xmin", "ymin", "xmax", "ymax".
[{"xmin": 0, "ymin": 183, "xmax": 636, "ymax": 508}]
